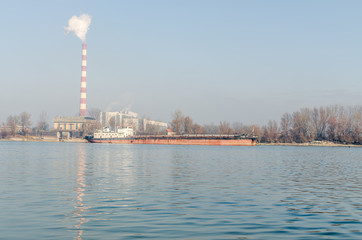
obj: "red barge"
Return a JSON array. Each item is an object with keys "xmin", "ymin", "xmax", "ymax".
[{"xmin": 86, "ymin": 127, "xmax": 257, "ymax": 146}]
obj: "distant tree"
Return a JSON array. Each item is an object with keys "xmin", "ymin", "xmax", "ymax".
[
  {"xmin": 144, "ymin": 124, "xmax": 155, "ymax": 134},
  {"xmin": 82, "ymin": 121, "xmax": 103, "ymax": 136},
  {"xmin": 183, "ymin": 116, "xmax": 194, "ymax": 134},
  {"xmin": 336, "ymin": 107, "xmax": 348, "ymax": 143},
  {"xmin": 138, "ymin": 117, "xmax": 146, "ymax": 133},
  {"xmin": 232, "ymin": 122, "xmax": 246, "ymax": 135},
  {"xmin": 108, "ymin": 116, "xmax": 116, "ymax": 131},
  {"xmin": 203, "ymin": 124, "xmax": 218, "ymax": 134},
  {"xmin": 327, "ymin": 116, "xmax": 337, "ymax": 142},
  {"xmin": 145, "ymin": 124, "xmax": 165, "ymax": 135},
  {"xmin": 37, "ymin": 111, "xmax": 49, "ymax": 132},
  {"xmin": 279, "ymin": 113, "xmax": 292, "ymax": 143},
  {"xmin": 171, "ymin": 110, "xmax": 184, "ymax": 134},
  {"xmin": 291, "ymin": 108, "xmax": 313, "ymax": 143},
  {"xmin": 319, "ymin": 107, "xmax": 330, "ymax": 139},
  {"xmin": 88, "ymin": 108, "xmax": 101, "ymax": 121},
  {"xmin": 218, "ymin": 121, "xmax": 234, "ymax": 134},
  {"xmin": 261, "ymin": 120, "xmax": 279, "ymax": 143},
  {"xmin": 245, "ymin": 124, "xmax": 261, "ymax": 142},
  {"xmin": 351, "ymin": 106, "xmax": 362, "ymax": 144},
  {"xmin": 6, "ymin": 115, "xmax": 19, "ymax": 136},
  {"xmin": 19, "ymin": 112, "xmax": 31, "ymax": 136},
  {"xmin": 1, "ymin": 123, "xmax": 9, "ymax": 139},
  {"xmin": 192, "ymin": 123, "xmax": 204, "ymax": 134}
]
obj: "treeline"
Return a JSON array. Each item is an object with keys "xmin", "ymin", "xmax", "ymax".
[
  {"xmin": 263, "ymin": 105, "xmax": 361, "ymax": 144},
  {"xmin": 2, "ymin": 105, "xmax": 361, "ymax": 144},
  {"xmin": 170, "ymin": 105, "xmax": 362, "ymax": 145},
  {"xmin": 170, "ymin": 110, "xmax": 263, "ymax": 137},
  {"xmin": 0, "ymin": 111, "xmax": 49, "ymax": 138}
]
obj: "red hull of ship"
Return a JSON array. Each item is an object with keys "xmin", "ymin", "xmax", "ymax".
[{"xmin": 89, "ymin": 138, "xmax": 256, "ymax": 146}]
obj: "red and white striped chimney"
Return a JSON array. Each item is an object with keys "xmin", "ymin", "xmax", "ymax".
[{"xmin": 80, "ymin": 43, "xmax": 87, "ymax": 116}]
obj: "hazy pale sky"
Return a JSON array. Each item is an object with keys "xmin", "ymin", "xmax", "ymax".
[{"xmin": 1, "ymin": 0, "xmax": 361, "ymax": 125}]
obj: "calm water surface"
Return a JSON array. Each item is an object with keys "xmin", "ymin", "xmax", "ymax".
[{"xmin": 0, "ymin": 142, "xmax": 361, "ymax": 239}]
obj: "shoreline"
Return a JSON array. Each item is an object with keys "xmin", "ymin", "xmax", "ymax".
[
  {"xmin": 0, "ymin": 136, "xmax": 87, "ymax": 143},
  {"xmin": 258, "ymin": 142, "xmax": 361, "ymax": 147},
  {"xmin": 1, "ymin": 137, "xmax": 360, "ymax": 147}
]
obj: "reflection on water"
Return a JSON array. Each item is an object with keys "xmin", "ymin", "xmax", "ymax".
[
  {"xmin": 73, "ymin": 145, "xmax": 88, "ymax": 240},
  {"xmin": 0, "ymin": 143, "xmax": 361, "ymax": 239}
]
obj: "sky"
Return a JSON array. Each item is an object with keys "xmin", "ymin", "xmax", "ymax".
[{"xmin": 1, "ymin": 0, "xmax": 362, "ymax": 126}]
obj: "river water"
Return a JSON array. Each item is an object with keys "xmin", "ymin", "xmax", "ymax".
[{"xmin": 0, "ymin": 142, "xmax": 361, "ymax": 239}]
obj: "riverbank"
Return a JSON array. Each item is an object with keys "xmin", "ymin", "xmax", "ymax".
[
  {"xmin": 0, "ymin": 136, "xmax": 87, "ymax": 143},
  {"xmin": 259, "ymin": 141, "xmax": 361, "ymax": 147},
  {"xmin": 1, "ymin": 137, "xmax": 360, "ymax": 147}
]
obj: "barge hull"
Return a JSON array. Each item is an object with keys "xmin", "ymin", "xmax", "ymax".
[{"xmin": 88, "ymin": 138, "xmax": 256, "ymax": 146}]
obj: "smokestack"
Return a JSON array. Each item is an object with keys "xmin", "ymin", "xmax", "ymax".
[
  {"xmin": 80, "ymin": 43, "xmax": 87, "ymax": 116},
  {"xmin": 65, "ymin": 14, "xmax": 92, "ymax": 117}
]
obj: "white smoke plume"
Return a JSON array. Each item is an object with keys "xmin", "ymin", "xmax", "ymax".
[{"xmin": 65, "ymin": 14, "xmax": 92, "ymax": 42}]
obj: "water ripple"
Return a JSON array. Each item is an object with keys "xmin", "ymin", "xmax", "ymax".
[{"xmin": 0, "ymin": 143, "xmax": 361, "ymax": 239}]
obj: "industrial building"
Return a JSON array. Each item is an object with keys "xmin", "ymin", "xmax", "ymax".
[
  {"xmin": 100, "ymin": 110, "xmax": 139, "ymax": 130},
  {"xmin": 53, "ymin": 116, "xmax": 96, "ymax": 139},
  {"xmin": 142, "ymin": 119, "xmax": 168, "ymax": 133},
  {"xmin": 100, "ymin": 110, "xmax": 167, "ymax": 134}
]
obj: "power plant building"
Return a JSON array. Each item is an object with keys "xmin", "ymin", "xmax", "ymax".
[
  {"xmin": 53, "ymin": 116, "xmax": 96, "ymax": 139},
  {"xmin": 100, "ymin": 110, "xmax": 139, "ymax": 129},
  {"xmin": 100, "ymin": 110, "xmax": 167, "ymax": 133},
  {"xmin": 142, "ymin": 119, "xmax": 168, "ymax": 131}
]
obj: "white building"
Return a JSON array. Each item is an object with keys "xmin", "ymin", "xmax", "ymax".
[
  {"xmin": 100, "ymin": 110, "xmax": 138, "ymax": 129},
  {"xmin": 99, "ymin": 110, "xmax": 167, "ymax": 134},
  {"xmin": 100, "ymin": 112, "xmax": 121, "ymax": 127},
  {"xmin": 142, "ymin": 119, "xmax": 168, "ymax": 131}
]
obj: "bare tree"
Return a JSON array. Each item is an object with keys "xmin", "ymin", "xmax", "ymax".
[
  {"xmin": 145, "ymin": 124, "xmax": 165, "ymax": 135},
  {"xmin": 355, "ymin": 106, "xmax": 362, "ymax": 144},
  {"xmin": 291, "ymin": 108, "xmax": 313, "ymax": 143},
  {"xmin": 170, "ymin": 110, "xmax": 184, "ymax": 134},
  {"xmin": 183, "ymin": 116, "xmax": 194, "ymax": 134},
  {"xmin": 203, "ymin": 124, "xmax": 218, "ymax": 134},
  {"xmin": 327, "ymin": 116, "xmax": 338, "ymax": 142},
  {"xmin": 36, "ymin": 111, "xmax": 49, "ymax": 136},
  {"xmin": 351, "ymin": 106, "xmax": 362, "ymax": 144},
  {"xmin": 317, "ymin": 106, "xmax": 330, "ymax": 140},
  {"xmin": 1, "ymin": 123, "xmax": 9, "ymax": 139},
  {"xmin": 232, "ymin": 122, "xmax": 246, "ymax": 135},
  {"xmin": 245, "ymin": 124, "xmax": 261, "ymax": 141},
  {"xmin": 218, "ymin": 121, "xmax": 233, "ymax": 134},
  {"xmin": 20, "ymin": 112, "xmax": 31, "ymax": 136},
  {"xmin": 83, "ymin": 121, "xmax": 103, "ymax": 136},
  {"xmin": 6, "ymin": 115, "xmax": 19, "ymax": 136},
  {"xmin": 337, "ymin": 106, "xmax": 357, "ymax": 144},
  {"xmin": 88, "ymin": 108, "xmax": 101, "ymax": 121},
  {"xmin": 262, "ymin": 120, "xmax": 279, "ymax": 143},
  {"xmin": 192, "ymin": 123, "xmax": 204, "ymax": 134},
  {"xmin": 279, "ymin": 113, "xmax": 292, "ymax": 143},
  {"xmin": 108, "ymin": 116, "xmax": 116, "ymax": 131}
]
